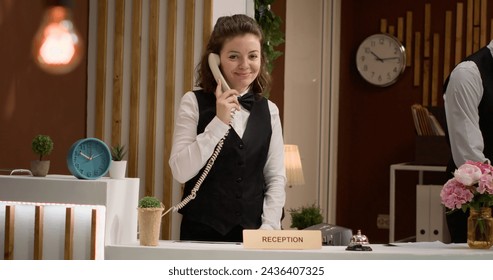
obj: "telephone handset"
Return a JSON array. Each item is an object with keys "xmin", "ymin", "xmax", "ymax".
[
  {"xmin": 208, "ymin": 53, "xmax": 231, "ymax": 92},
  {"xmin": 162, "ymin": 53, "xmax": 232, "ymax": 217}
]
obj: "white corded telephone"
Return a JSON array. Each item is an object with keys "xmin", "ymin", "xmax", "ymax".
[
  {"xmin": 208, "ymin": 53, "xmax": 231, "ymax": 92},
  {"xmin": 163, "ymin": 53, "xmax": 232, "ymax": 217}
]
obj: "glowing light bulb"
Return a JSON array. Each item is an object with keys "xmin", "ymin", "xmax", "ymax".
[{"xmin": 32, "ymin": 5, "xmax": 83, "ymax": 75}]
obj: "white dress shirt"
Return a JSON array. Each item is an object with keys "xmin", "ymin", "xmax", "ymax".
[
  {"xmin": 169, "ymin": 90, "xmax": 286, "ymax": 230},
  {"xmin": 444, "ymin": 40, "xmax": 493, "ymax": 166}
]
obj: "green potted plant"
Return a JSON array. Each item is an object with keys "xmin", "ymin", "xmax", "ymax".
[
  {"xmin": 138, "ymin": 196, "xmax": 162, "ymax": 208},
  {"xmin": 111, "ymin": 144, "xmax": 127, "ymax": 161},
  {"xmin": 289, "ymin": 203, "xmax": 323, "ymax": 230},
  {"xmin": 31, "ymin": 134, "xmax": 54, "ymax": 177},
  {"xmin": 137, "ymin": 196, "xmax": 164, "ymax": 246},
  {"xmin": 109, "ymin": 143, "xmax": 127, "ymax": 179}
]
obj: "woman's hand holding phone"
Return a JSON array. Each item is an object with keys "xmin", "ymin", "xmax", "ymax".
[{"xmin": 214, "ymin": 79, "xmax": 240, "ymax": 125}]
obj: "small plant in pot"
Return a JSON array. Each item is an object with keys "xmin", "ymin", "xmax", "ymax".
[
  {"xmin": 109, "ymin": 143, "xmax": 127, "ymax": 179},
  {"xmin": 111, "ymin": 144, "xmax": 127, "ymax": 161},
  {"xmin": 289, "ymin": 203, "xmax": 323, "ymax": 230},
  {"xmin": 31, "ymin": 134, "xmax": 54, "ymax": 177},
  {"xmin": 138, "ymin": 196, "xmax": 164, "ymax": 246}
]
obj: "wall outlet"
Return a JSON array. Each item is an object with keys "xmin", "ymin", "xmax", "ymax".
[{"xmin": 377, "ymin": 214, "xmax": 390, "ymax": 229}]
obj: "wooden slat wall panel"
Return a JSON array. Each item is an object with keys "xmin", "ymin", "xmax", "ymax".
[
  {"xmin": 145, "ymin": 0, "xmax": 160, "ymax": 197},
  {"xmin": 89, "ymin": 0, "xmax": 214, "ymax": 239},
  {"xmin": 203, "ymin": 0, "xmax": 213, "ymax": 51},
  {"xmin": 111, "ymin": 1, "xmax": 126, "ymax": 146},
  {"xmin": 480, "ymin": 0, "xmax": 487, "ymax": 47},
  {"xmin": 431, "ymin": 33, "xmax": 440, "ymax": 106},
  {"xmin": 379, "ymin": 1, "xmax": 493, "ymax": 107},
  {"xmin": 422, "ymin": 60, "xmax": 430, "ymax": 106},
  {"xmin": 4, "ymin": 205, "xmax": 14, "ymax": 260},
  {"xmin": 470, "ymin": 5, "xmax": 476, "ymax": 52},
  {"xmin": 95, "ymin": 0, "xmax": 108, "ymax": 140},
  {"xmin": 466, "ymin": 0, "xmax": 474, "ymax": 55},
  {"xmin": 491, "ymin": 19, "xmax": 493, "ymax": 40},
  {"xmin": 443, "ymin": 11, "xmax": 452, "ymax": 82},
  {"xmin": 405, "ymin": 11, "xmax": 412, "ymax": 67},
  {"xmin": 34, "ymin": 205, "xmax": 44, "ymax": 260},
  {"xmin": 413, "ymin": 32, "xmax": 421, "ymax": 86},
  {"xmin": 184, "ymin": 0, "xmax": 196, "ymax": 91},
  {"xmin": 473, "ymin": 0, "xmax": 480, "ymax": 51},
  {"xmin": 455, "ymin": 2, "xmax": 464, "ymax": 65},
  {"xmin": 380, "ymin": 19, "xmax": 387, "ymax": 33},
  {"xmin": 423, "ymin": 3, "xmax": 431, "ymax": 58},
  {"xmin": 90, "ymin": 209, "xmax": 97, "ymax": 260},
  {"xmin": 64, "ymin": 208, "xmax": 74, "ymax": 260},
  {"xmin": 162, "ymin": 0, "xmax": 178, "ymax": 240},
  {"xmin": 473, "ymin": 26, "xmax": 480, "ymax": 51},
  {"xmin": 397, "ymin": 17, "xmax": 404, "ymax": 42},
  {"xmin": 473, "ymin": 0, "xmax": 480, "ymax": 26},
  {"xmin": 128, "ymin": 0, "xmax": 142, "ymax": 178},
  {"xmin": 388, "ymin": 25, "xmax": 395, "ymax": 36}
]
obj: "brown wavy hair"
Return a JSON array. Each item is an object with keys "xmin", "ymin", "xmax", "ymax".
[{"xmin": 195, "ymin": 14, "xmax": 271, "ymax": 97}]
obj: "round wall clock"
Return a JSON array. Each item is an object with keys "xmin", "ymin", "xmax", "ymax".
[
  {"xmin": 355, "ymin": 33, "xmax": 406, "ymax": 87},
  {"xmin": 67, "ymin": 138, "xmax": 111, "ymax": 180}
]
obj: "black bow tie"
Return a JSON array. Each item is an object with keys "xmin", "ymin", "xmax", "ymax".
[{"xmin": 238, "ymin": 92, "xmax": 254, "ymax": 111}]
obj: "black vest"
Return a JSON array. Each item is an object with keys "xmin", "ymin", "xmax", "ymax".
[
  {"xmin": 443, "ymin": 46, "xmax": 493, "ymax": 175},
  {"xmin": 179, "ymin": 90, "xmax": 272, "ymax": 235}
]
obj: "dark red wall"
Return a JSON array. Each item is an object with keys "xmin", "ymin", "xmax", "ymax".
[{"xmin": 0, "ymin": 0, "xmax": 88, "ymax": 174}]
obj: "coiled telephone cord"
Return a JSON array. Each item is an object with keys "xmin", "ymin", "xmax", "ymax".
[{"xmin": 162, "ymin": 129, "xmax": 230, "ymax": 217}]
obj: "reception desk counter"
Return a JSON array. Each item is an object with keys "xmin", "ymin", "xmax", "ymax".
[{"xmin": 105, "ymin": 240, "xmax": 493, "ymax": 260}]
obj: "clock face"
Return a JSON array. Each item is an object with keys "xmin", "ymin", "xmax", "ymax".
[
  {"xmin": 67, "ymin": 138, "xmax": 111, "ymax": 180},
  {"xmin": 356, "ymin": 33, "xmax": 406, "ymax": 87}
]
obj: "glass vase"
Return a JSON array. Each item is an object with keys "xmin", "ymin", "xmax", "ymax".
[{"xmin": 467, "ymin": 207, "xmax": 493, "ymax": 249}]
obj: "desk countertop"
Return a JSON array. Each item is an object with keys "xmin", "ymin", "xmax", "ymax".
[{"xmin": 105, "ymin": 240, "xmax": 493, "ymax": 260}]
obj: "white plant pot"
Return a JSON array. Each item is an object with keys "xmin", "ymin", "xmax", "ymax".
[{"xmin": 109, "ymin": 160, "xmax": 127, "ymax": 179}]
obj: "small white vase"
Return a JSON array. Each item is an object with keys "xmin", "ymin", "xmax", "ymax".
[{"xmin": 109, "ymin": 160, "xmax": 127, "ymax": 179}]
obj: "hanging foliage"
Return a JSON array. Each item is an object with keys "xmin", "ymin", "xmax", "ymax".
[{"xmin": 255, "ymin": 0, "xmax": 285, "ymax": 74}]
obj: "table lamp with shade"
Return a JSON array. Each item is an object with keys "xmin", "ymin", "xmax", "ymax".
[{"xmin": 284, "ymin": 144, "xmax": 305, "ymax": 188}]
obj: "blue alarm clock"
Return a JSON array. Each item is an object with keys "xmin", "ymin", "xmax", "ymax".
[{"xmin": 67, "ymin": 138, "xmax": 112, "ymax": 180}]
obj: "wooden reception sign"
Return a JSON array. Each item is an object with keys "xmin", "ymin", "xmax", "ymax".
[{"xmin": 243, "ymin": 230, "xmax": 322, "ymax": 250}]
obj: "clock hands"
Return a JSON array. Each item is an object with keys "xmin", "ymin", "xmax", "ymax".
[
  {"xmin": 80, "ymin": 151, "xmax": 104, "ymax": 161},
  {"xmin": 370, "ymin": 51, "xmax": 384, "ymax": 63},
  {"xmin": 380, "ymin": 56, "xmax": 400, "ymax": 61},
  {"xmin": 91, "ymin": 153, "xmax": 104, "ymax": 160},
  {"xmin": 80, "ymin": 151, "xmax": 91, "ymax": 160},
  {"xmin": 370, "ymin": 51, "xmax": 400, "ymax": 63}
]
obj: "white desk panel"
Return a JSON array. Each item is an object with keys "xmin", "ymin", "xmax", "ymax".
[{"xmin": 0, "ymin": 175, "xmax": 139, "ymax": 245}]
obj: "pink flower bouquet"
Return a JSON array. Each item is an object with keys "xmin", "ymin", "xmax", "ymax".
[{"xmin": 440, "ymin": 160, "xmax": 493, "ymax": 212}]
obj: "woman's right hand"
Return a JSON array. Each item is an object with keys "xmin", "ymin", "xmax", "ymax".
[{"xmin": 214, "ymin": 79, "xmax": 240, "ymax": 124}]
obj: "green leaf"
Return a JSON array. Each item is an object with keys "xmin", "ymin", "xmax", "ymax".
[
  {"xmin": 138, "ymin": 196, "xmax": 161, "ymax": 208},
  {"xmin": 289, "ymin": 203, "xmax": 323, "ymax": 229},
  {"xmin": 255, "ymin": 0, "xmax": 285, "ymax": 75},
  {"xmin": 31, "ymin": 135, "xmax": 54, "ymax": 161}
]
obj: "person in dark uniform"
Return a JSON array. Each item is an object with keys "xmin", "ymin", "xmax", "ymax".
[
  {"xmin": 169, "ymin": 14, "xmax": 286, "ymax": 242},
  {"xmin": 443, "ymin": 40, "xmax": 493, "ymax": 243}
]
